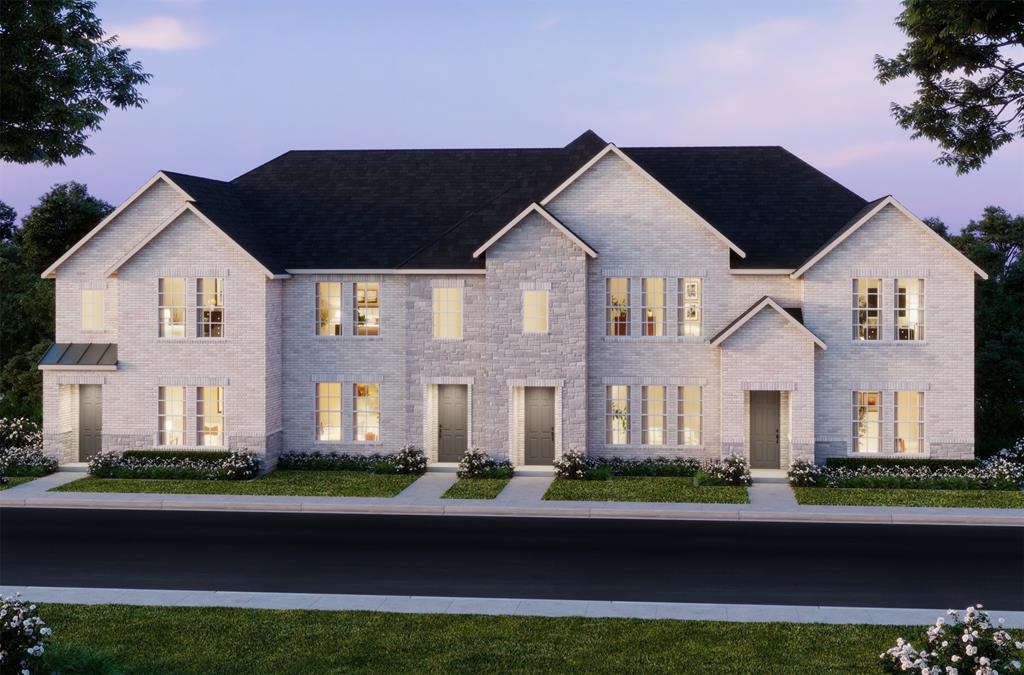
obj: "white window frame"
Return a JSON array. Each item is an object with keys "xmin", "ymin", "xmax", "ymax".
[
  {"xmin": 315, "ymin": 382, "xmax": 342, "ymax": 442},
  {"xmin": 641, "ymin": 385, "xmax": 666, "ymax": 445},
  {"xmin": 851, "ymin": 391, "xmax": 881, "ymax": 453},
  {"xmin": 81, "ymin": 288, "xmax": 104, "ymax": 331},
  {"xmin": 196, "ymin": 277, "xmax": 225, "ymax": 338},
  {"xmin": 677, "ymin": 385, "xmax": 702, "ymax": 446},
  {"xmin": 606, "ymin": 385, "xmax": 630, "ymax": 445},
  {"xmin": 606, "ymin": 278, "xmax": 630, "ymax": 336},
  {"xmin": 353, "ymin": 282, "xmax": 380, "ymax": 337},
  {"xmin": 894, "ymin": 390, "xmax": 925, "ymax": 454},
  {"xmin": 196, "ymin": 386, "xmax": 225, "ymax": 447},
  {"xmin": 315, "ymin": 282, "xmax": 342, "ymax": 336},
  {"xmin": 852, "ymin": 278, "xmax": 882, "ymax": 341},
  {"xmin": 432, "ymin": 287, "xmax": 463, "ymax": 339},
  {"xmin": 679, "ymin": 277, "xmax": 702, "ymax": 337},
  {"xmin": 157, "ymin": 386, "xmax": 185, "ymax": 446},
  {"xmin": 522, "ymin": 289, "xmax": 549, "ymax": 334},
  {"xmin": 894, "ymin": 278, "xmax": 925, "ymax": 341},
  {"xmin": 641, "ymin": 277, "xmax": 666, "ymax": 337},
  {"xmin": 352, "ymin": 382, "xmax": 381, "ymax": 442},
  {"xmin": 158, "ymin": 277, "xmax": 186, "ymax": 338}
]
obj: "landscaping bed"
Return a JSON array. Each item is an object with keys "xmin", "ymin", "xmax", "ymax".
[
  {"xmin": 442, "ymin": 478, "xmax": 510, "ymax": 500},
  {"xmin": 0, "ymin": 417, "xmax": 58, "ymax": 478},
  {"xmin": 793, "ymin": 487, "xmax": 1024, "ymax": 508},
  {"xmin": 30, "ymin": 603, "xmax": 930, "ymax": 674},
  {"xmin": 53, "ymin": 470, "xmax": 418, "ymax": 497},
  {"xmin": 0, "ymin": 476, "xmax": 35, "ymax": 490},
  {"xmin": 544, "ymin": 477, "xmax": 748, "ymax": 503}
]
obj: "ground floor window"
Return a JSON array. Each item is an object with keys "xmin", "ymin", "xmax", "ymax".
[
  {"xmin": 606, "ymin": 385, "xmax": 630, "ymax": 445},
  {"xmin": 353, "ymin": 383, "xmax": 380, "ymax": 441},
  {"xmin": 197, "ymin": 386, "xmax": 225, "ymax": 446},
  {"xmin": 894, "ymin": 390, "xmax": 924, "ymax": 453},
  {"xmin": 158, "ymin": 386, "xmax": 185, "ymax": 446},
  {"xmin": 852, "ymin": 391, "xmax": 881, "ymax": 453},
  {"xmin": 678, "ymin": 385, "xmax": 701, "ymax": 446},
  {"xmin": 642, "ymin": 385, "xmax": 666, "ymax": 445},
  {"xmin": 315, "ymin": 382, "xmax": 342, "ymax": 441}
]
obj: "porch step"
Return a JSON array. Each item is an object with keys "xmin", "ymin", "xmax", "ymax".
[
  {"xmin": 750, "ymin": 468, "xmax": 789, "ymax": 484},
  {"xmin": 426, "ymin": 463, "xmax": 460, "ymax": 474},
  {"xmin": 59, "ymin": 463, "xmax": 89, "ymax": 473},
  {"xmin": 514, "ymin": 465, "xmax": 556, "ymax": 477}
]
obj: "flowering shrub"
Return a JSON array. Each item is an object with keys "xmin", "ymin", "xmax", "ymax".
[
  {"xmin": 881, "ymin": 604, "xmax": 1023, "ymax": 674},
  {"xmin": 0, "ymin": 594, "xmax": 52, "ymax": 674},
  {"xmin": 88, "ymin": 450, "xmax": 261, "ymax": 480},
  {"xmin": 702, "ymin": 454, "xmax": 753, "ymax": 487},
  {"xmin": 457, "ymin": 449, "xmax": 514, "ymax": 479},
  {"xmin": 277, "ymin": 447, "xmax": 426, "ymax": 475},
  {"xmin": 553, "ymin": 452, "xmax": 589, "ymax": 479},
  {"xmin": 554, "ymin": 454, "xmax": 705, "ymax": 480},
  {"xmin": 392, "ymin": 445, "xmax": 427, "ymax": 475},
  {"xmin": 789, "ymin": 453, "xmax": 1024, "ymax": 490},
  {"xmin": 0, "ymin": 446, "xmax": 58, "ymax": 478},
  {"xmin": 787, "ymin": 460, "xmax": 824, "ymax": 487},
  {"xmin": 0, "ymin": 417, "xmax": 43, "ymax": 452}
]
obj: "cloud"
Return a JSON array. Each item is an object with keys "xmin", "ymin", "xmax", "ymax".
[{"xmin": 108, "ymin": 17, "xmax": 211, "ymax": 51}]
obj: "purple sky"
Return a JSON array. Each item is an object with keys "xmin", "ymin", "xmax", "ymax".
[{"xmin": 2, "ymin": 0, "xmax": 1022, "ymax": 228}]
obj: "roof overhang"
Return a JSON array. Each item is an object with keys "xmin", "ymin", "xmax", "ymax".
[
  {"xmin": 540, "ymin": 144, "xmax": 747, "ymax": 259},
  {"xmin": 790, "ymin": 196, "xmax": 989, "ymax": 280},
  {"xmin": 711, "ymin": 296, "xmax": 826, "ymax": 350},
  {"xmin": 473, "ymin": 203, "xmax": 598, "ymax": 259},
  {"xmin": 37, "ymin": 343, "xmax": 118, "ymax": 370}
]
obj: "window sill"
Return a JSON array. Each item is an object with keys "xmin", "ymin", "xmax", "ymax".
[
  {"xmin": 153, "ymin": 445, "xmax": 228, "ymax": 451},
  {"xmin": 522, "ymin": 331, "xmax": 550, "ymax": 336},
  {"xmin": 156, "ymin": 337, "xmax": 228, "ymax": 343},
  {"xmin": 846, "ymin": 452, "xmax": 931, "ymax": 458},
  {"xmin": 603, "ymin": 445, "xmax": 705, "ymax": 451},
  {"xmin": 851, "ymin": 340, "xmax": 927, "ymax": 345},
  {"xmin": 603, "ymin": 336, "xmax": 706, "ymax": 344},
  {"xmin": 432, "ymin": 336, "xmax": 464, "ymax": 342}
]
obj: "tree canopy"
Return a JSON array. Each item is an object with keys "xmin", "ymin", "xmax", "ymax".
[
  {"xmin": 875, "ymin": 0, "xmax": 1024, "ymax": 173},
  {"xmin": 0, "ymin": 0, "xmax": 150, "ymax": 165}
]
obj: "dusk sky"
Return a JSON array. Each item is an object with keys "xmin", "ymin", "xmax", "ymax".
[{"xmin": 2, "ymin": 0, "xmax": 1022, "ymax": 228}]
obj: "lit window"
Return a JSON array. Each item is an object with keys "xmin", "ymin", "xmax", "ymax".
[
  {"xmin": 642, "ymin": 278, "xmax": 666, "ymax": 336},
  {"xmin": 895, "ymin": 278, "xmax": 925, "ymax": 341},
  {"xmin": 353, "ymin": 383, "xmax": 380, "ymax": 441},
  {"xmin": 852, "ymin": 391, "xmax": 881, "ymax": 453},
  {"xmin": 316, "ymin": 282, "xmax": 342, "ymax": 336},
  {"xmin": 522, "ymin": 290, "xmax": 549, "ymax": 334},
  {"xmin": 354, "ymin": 282, "xmax": 380, "ymax": 336},
  {"xmin": 894, "ymin": 391, "xmax": 924, "ymax": 453},
  {"xmin": 82, "ymin": 289, "xmax": 104, "ymax": 331},
  {"xmin": 158, "ymin": 386, "xmax": 185, "ymax": 446},
  {"xmin": 158, "ymin": 277, "xmax": 186, "ymax": 338},
  {"xmin": 606, "ymin": 385, "xmax": 630, "ymax": 445},
  {"xmin": 197, "ymin": 386, "xmax": 224, "ymax": 446},
  {"xmin": 679, "ymin": 278, "xmax": 702, "ymax": 337},
  {"xmin": 315, "ymin": 382, "xmax": 342, "ymax": 442},
  {"xmin": 606, "ymin": 278, "xmax": 630, "ymax": 336},
  {"xmin": 642, "ymin": 385, "xmax": 665, "ymax": 445},
  {"xmin": 432, "ymin": 287, "xmax": 463, "ymax": 338},
  {"xmin": 852, "ymin": 278, "xmax": 881, "ymax": 340},
  {"xmin": 678, "ymin": 385, "xmax": 702, "ymax": 446},
  {"xmin": 196, "ymin": 277, "xmax": 224, "ymax": 338}
]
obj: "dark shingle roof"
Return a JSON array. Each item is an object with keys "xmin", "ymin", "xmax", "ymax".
[
  {"xmin": 38, "ymin": 343, "xmax": 117, "ymax": 367},
  {"xmin": 157, "ymin": 131, "xmax": 869, "ymax": 274}
]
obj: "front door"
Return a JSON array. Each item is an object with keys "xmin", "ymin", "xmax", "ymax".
[
  {"xmin": 524, "ymin": 387, "xmax": 555, "ymax": 465},
  {"xmin": 437, "ymin": 385, "xmax": 468, "ymax": 462},
  {"xmin": 79, "ymin": 384, "xmax": 102, "ymax": 461},
  {"xmin": 749, "ymin": 390, "xmax": 780, "ymax": 469}
]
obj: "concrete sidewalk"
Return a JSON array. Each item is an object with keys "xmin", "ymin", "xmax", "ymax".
[
  {"xmin": 1, "ymin": 470, "xmax": 1021, "ymax": 526},
  {"xmin": 5, "ymin": 585, "xmax": 1022, "ymax": 627}
]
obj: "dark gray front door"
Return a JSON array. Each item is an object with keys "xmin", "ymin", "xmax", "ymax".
[
  {"xmin": 524, "ymin": 387, "xmax": 555, "ymax": 465},
  {"xmin": 749, "ymin": 390, "xmax": 780, "ymax": 469},
  {"xmin": 437, "ymin": 385, "xmax": 468, "ymax": 462},
  {"xmin": 79, "ymin": 384, "xmax": 102, "ymax": 461}
]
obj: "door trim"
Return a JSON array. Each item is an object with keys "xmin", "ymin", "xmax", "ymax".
[
  {"xmin": 508, "ymin": 380, "xmax": 562, "ymax": 466},
  {"xmin": 748, "ymin": 390, "xmax": 781, "ymax": 469},
  {"xmin": 423, "ymin": 380, "xmax": 474, "ymax": 463}
]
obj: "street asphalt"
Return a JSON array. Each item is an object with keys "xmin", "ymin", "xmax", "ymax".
[{"xmin": 1, "ymin": 508, "xmax": 1020, "ymax": 609}]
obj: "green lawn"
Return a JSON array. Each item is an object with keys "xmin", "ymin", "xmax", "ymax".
[
  {"xmin": 793, "ymin": 487, "xmax": 1024, "ymax": 508},
  {"xmin": 544, "ymin": 477, "xmax": 748, "ymax": 503},
  {"xmin": 34, "ymin": 603, "xmax": 928, "ymax": 674},
  {"xmin": 51, "ymin": 470, "xmax": 419, "ymax": 498},
  {"xmin": 0, "ymin": 476, "xmax": 35, "ymax": 490},
  {"xmin": 442, "ymin": 478, "xmax": 510, "ymax": 499}
]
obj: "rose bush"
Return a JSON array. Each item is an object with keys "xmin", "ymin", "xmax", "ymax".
[
  {"xmin": 457, "ymin": 449, "xmax": 513, "ymax": 479},
  {"xmin": 88, "ymin": 450, "xmax": 261, "ymax": 480},
  {"xmin": 0, "ymin": 594, "xmax": 52, "ymax": 675},
  {"xmin": 0, "ymin": 418, "xmax": 55, "ymax": 479},
  {"xmin": 0, "ymin": 417, "xmax": 43, "ymax": 452}
]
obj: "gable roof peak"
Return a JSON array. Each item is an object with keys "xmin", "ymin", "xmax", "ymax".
[{"xmin": 565, "ymin": 129, "xmax": 607, "ymax": 151}]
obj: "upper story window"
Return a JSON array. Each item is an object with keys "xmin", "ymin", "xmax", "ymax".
[
  {"xmin": 432, "ymin": 287, "xmax": 463, "ymax": 339},
  {"xmin": 197, "ymin": 386, "xmax": 224, "ymax": 446},
  {"xmin": 315, "ymin": 382, "xmax": 342, "ymax": 442},
  {"xmin": 679, "ymin": 278, "xmax": 702, "ymax": 337},
  {"xmin": 894, "ymin": 390, "xmax": 924, "ymax": 453},
  {"xmin": 158, "ymin": 277, "xmax": 186, "ymax": 338},
  {"xmin": 196, "ymin": 277, "xmax": 224, "ymax": 338},
  {"xmin": 642, "ymin": 278, "xmax": 666, "ymax": 336},
  {"xmin": 354, "ymin": 282, "xmax": 380, "ymax": 336},
  {"xmin": 316, "ymin": 282, "xmax": 342, "ymax": 336},
  {"xmin": 81, "ymin": 289, "xmax": 104, "ymax": 331},
  {"xmin": 606, "ymin": 278, "xmax": 630, "ymax": 336},
  {"xmin": 852, "ymin": 278, "xmax": 881, "ymax": 340},
  {"xmin": 678, "ymin": 385, "xmax": 702, "ymax": 446},
  {"xmin": 852, "ymin": 391, "xmax": 881, "ymax": 453},
  {"xmin": 158, "ymin": 386, "xmax": 185, "ymax": 446},
  {"xmin": 522, "ymin": 290, "xmax": 549, "ymax": 334},
  {"xmin": 353, "ymin": 383, "xmax": 380, "ymax": 441},
  {"xmin": 606, "ymin": 384, "xmax": 630, "ymax": 445},
  {"xmin": 895, "ymin": 278, "xmax": 925, "ymax": 341},
  {"xmin": 641, "ymin": 385, "xmax": 665, "ymax": 445}
]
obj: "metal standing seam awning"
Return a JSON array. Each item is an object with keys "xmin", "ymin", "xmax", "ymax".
[{"xmin": 37, "ymin": 343, "xmax": 118, "ymax": 371}]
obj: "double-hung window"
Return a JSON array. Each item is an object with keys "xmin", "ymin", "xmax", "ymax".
[
  {"xmin": 316, "ymin": 282, "xmax": 342, "ymax": 336},
  {"xmin": 606, "ymin": 278, "xmax": 630, "ymax": 336},
  {"xmin": 678, "ymin": 385, "xmax": 702, "ymax": 446},
  {"xmin": 852, "ymin": 278, "xmax": 881, "ymax": 340},
  {"xmin": 196, "ymin": 386, "xmax": 225, "ymax": 446},
  {"xmin": 679, "ymin": 278, "xmax": 702, "ymax": 336},
  {"xmin": 522, "ymin": 290, "xmax": 549, "ymax": 334},
  {"xmin": 606, "ymin": 385, "xmax": 630, "ymax": 445},
  {"xmin": 353, "ymin": 383, "xmax": 380, "ymax": 441},
  {"xmin": 852, "ymin": 391, "xmax": 881, "ymax": 453},
  {"xmin": 894, "ymin": 391, "xmax": 924, "ymax": 453},
  {"xmin": 641, "ymin": 385, "xmax": 666, "ymax": 445},
  {"xmin": 354, "ymin": 282, "xmax": 380, "ymax": 336},
  {"xmin": 82, "ymin": 289, "xmax": 104, "ymax": 331},
  {"xmin": 158, "ymin": 277, "xmax": 186, "ymax": 338},
  {"xmin": 642, "ymin": 278, "xmax": 666, "ymax": 336},
  {"xmin": 895, "ymin": 278, "xmax": 925, "ymax": 341},
  {"xmin": 315, "ymin": 382, "xmax": 342, "ymax": 441},
  {"xmin": 432, "ymin": 287, "xmax": 463, "ymax": 338},
  {"xmin": 158, "ymin": 386, "xmax": 185, "ymax": 446},
  {"xmin": 196, "ymin": 277, "xmax": 224, "ymax": 338}
]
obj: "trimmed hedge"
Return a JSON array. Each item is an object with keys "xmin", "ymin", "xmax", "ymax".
[
  {"xmin": 276, "ymin": 446, "xmax": 427, "ymax": 475},
  {"xmin": 122, "ymin": 450, "xmax": 233, "ymax": 462},
  {"xmin": 825, "ymin": 457, "xmax": 976, "ymax": 470}
]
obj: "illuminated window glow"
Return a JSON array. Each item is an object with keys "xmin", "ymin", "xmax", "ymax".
[
  {"xmin": 432, "ymin": 287, "xmax": 463, "ymax": 338},
  {"xmin": 197, "ymin": 277, "xmax": 224, "ymax": 338},
  {"xmin": 197, "ymin": 386, "xmax": 224, "ymax": 446},
  {"xmin": 679, "ymin": 278, "xmax": 702, "ymax": 337},
  {"xmin": 522, "ymin": 290, "xmax": 549, "ymax": 334},
  {"xmin": 159, "ymin": 277, "xmax": 186, "ymax": 338},
  {"xmin": 642, "ymin": 385, "xmax": 665, "ymax": 445},
  {"xmin": 354, "ymin": 282, "xmax": 380, "ymax": 336},
  {"xmin": 82, "ymin": 289, "xmax": 104, "ymax": 331},
  {"xmin": 316, "ymin": 282, "xmax": 342, "ymax": 336},
  {"xmin": 678, "ymin": 385, "xmax": 702, "ymax": 446},
  {"xmin": 606, "ymin": 385, "xmax": 630, "ymax": 445},
  {"xmin": 353, "ymin": 383, "xmax": 380, "ymax": 441},
  {"xmin": 158, "ymin": 386, "xmax": 185, "ymax": 446},
  {"xmin": 315, "ymin": 382, "xmax": 342, "ymax": 441},
  {"xmin": 852, "ymin": 391, "xmax": 881, "ymax": 453}
]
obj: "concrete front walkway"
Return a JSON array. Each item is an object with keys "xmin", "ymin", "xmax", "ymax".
[
  {"xmin": 0, "ymin": 469, "xmax": 1021, "ymax": 527},
  {"xmin": 5, "ymin": 585, "xmax": 1022, "ymax": 627}
]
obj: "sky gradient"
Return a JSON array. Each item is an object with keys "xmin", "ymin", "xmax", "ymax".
[{"xmin": 2, "ymin": 0, "xmax": 1022, "ymax": 228}]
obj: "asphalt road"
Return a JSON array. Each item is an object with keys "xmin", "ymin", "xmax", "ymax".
[{"xmin": 1, "ymin": 508, "xmax": 1021, "ymax": 609}]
